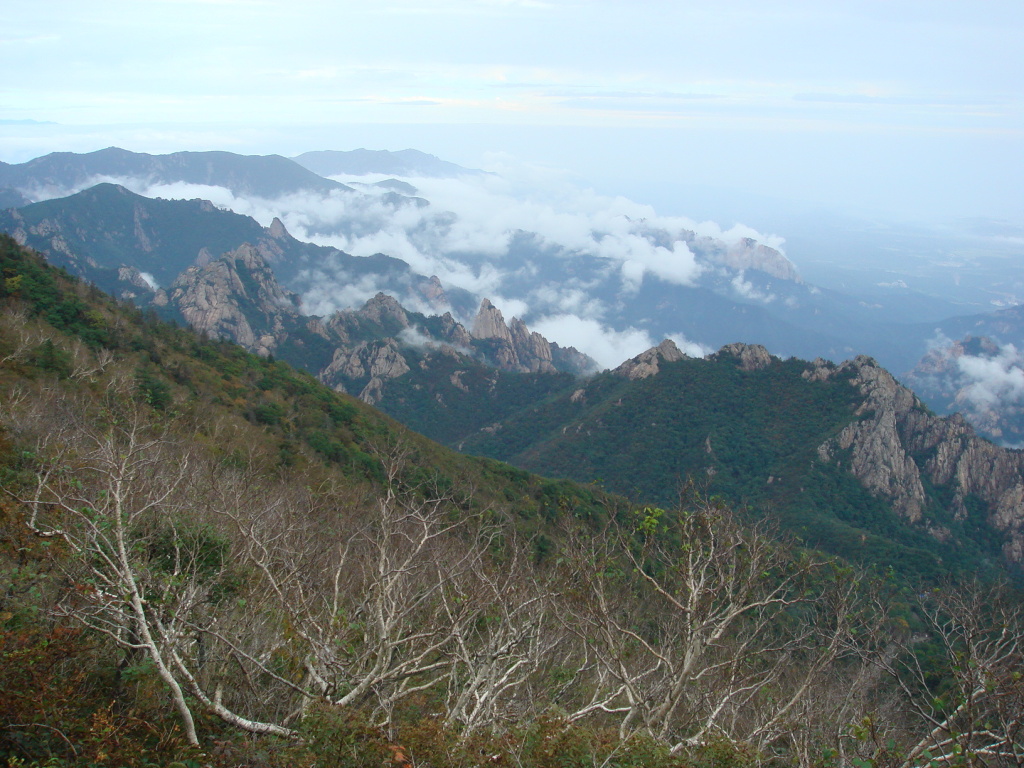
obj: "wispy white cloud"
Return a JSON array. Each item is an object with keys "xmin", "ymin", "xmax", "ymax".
[
  {"xmin": 529, "ymin": 313, "xmax": 709, "ymax": 369},
  {"xmin": 957, "ymin": 342, "xmax": 1024, "ymax": 409},
  {"xmin": 731, "ymin": 271, "xmax": 776, "ymax": 303}
]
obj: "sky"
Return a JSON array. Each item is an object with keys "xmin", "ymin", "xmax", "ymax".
[{"xmin": 1, "ymin": 0, "xmax": 1022, "ymax": 224}]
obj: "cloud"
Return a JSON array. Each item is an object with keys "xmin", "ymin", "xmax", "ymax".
[
  {"xmin": 956, "ymin": 343, "xmax": 1024, "ymax": 410},
  {"xmin": 529, "ymin": 314, "xmax": 709, "ymax": 369},
  {"xmin": 731, "ymin": 272, "xmax": 776, "ymax": 303},
  {"xmin": 397, "ymin": 325, "xmax": 474, "ymax": 356},
  {"xmin": 30, "ymin": 158, "xmax": 784, "ymax": 361},
  {"xmin": 530, "ymin": 314, "xmax": 655, "ymax": 369},
  {"xmin": 667, "ymin": 333, "xmax": 712, "ymax": 359},
  {"xmin": 298, "ymin": 270, "xmax": 390, "ymax": 317}
]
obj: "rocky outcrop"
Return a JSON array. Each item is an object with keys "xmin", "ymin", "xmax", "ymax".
[
  {"xmin": 169, "ymin": 244, "xmax": 300, "ymax": 357},
  {"xmin": 472, "ymin": 299, "xmax": 513, "ymax": 343},
  {"xmin": 418, "ymin": 275, "xmax": 449, "ymax": 312},
  {"xmin": 357, "ymin": 293, "xmax": 410, "ymax": 331},
  {"xmin": 325, "ymin": 293, "xmax": 412, "ymax": 343},
  {"xmin": 694, "ymin": 236, "xmax": 801, "ymax": 282},
  {"xmin": 508, "ymin": 317, "xmax": 555, "ymax": 373},
  {"xmin": 436, "ymin": 312, "xmax": 474, "ymax": 349},
  {"xmin": 471, "ymin": 299, "xmax": 550, "ymax": 372},
  {"xmin": 470, "ymin": 298, "xmax": 593, "ymax": 374},
  {"xmin": 315, "ymin": 296, "xmax": 595, "ymax": 405},
  {"xmin": 552, "ymin": 343, "xmax": 598, "ymax": 376},
  {"xmin": 814, "ymin": 356, "xmax": 929, "ymax": 523},
  {"xmin": 713, "ymin": 342, "xmax": 774, "ymax": 371},
  {"xmin": 810, "ymin": 355, "xmax": 1024, "ymax": 564},
  {"xmin": 613, "ymin": 339, "xmax": 686, "ymax": 379},
  {"xmin": 319, "ymin": 339, "xmax": 411, "ymax": 405}
]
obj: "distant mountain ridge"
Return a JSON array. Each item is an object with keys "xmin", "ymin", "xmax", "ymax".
[
  {"xmin": 0, "ymin": 182, "xmax": 453, "ymax": 307},
  {"xmin": 2, "ymin": 146, "xmax": 1022, "ymax": 448},
  {"xmin": 292, "ymin": 148, "xmax": 485, "ymax": 178},
  {"xmin": 0, "ymin": 181, "xmax": 594, "ymax": 390},
  {"xmin": 0, "ymin": 147, "xmax": 928, "ymax": 370},
  {"xmin": 0, "ymin": 147, "xmax": 350, "ymax": 200}
]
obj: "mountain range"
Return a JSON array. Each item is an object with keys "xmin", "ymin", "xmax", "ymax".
[
  {"xmin": 2, "ymin": 159, "xmax": 1024, "ymax": 765},
  {"xmin": 2, "ymin": 146, "xmax": 1024, "ymax": 580}
]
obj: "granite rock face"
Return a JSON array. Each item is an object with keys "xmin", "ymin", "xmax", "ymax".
[
  {"xmin": 809, "ymin": 355, "xmax": 1024, "ymax": 565},
  {"xmin": 471, "ymin": 298, "xmax": 590, "ymax": 374},
  {"xmin": 713, "ymin": 342, "xmax": 774, "ymax": 371},
  {"xmin": 320, "ymin": 339, "xmax": 412, "ymax": 405},
  {"xmin": 814, "ymin": 356, "xmax": 929, "ymax": 523},
  {"xmin": 613, "ymin": 339, "xmax": 686, "ymax": 380},
  {"xmin": 315, "ymin": 296, "xmax": 594, "ymax": 403},
  {"xmin": 170, "ymin": 244, "xmax": 301, "ymax": 357},
  {"xmin": 694, "ymin": 235, "xmax": 801, "ymax": 282}
]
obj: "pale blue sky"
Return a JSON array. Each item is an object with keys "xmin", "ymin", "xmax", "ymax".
[{"xmin": 2, "ymin": 0, "xmax": 1022, "ymax": 222}]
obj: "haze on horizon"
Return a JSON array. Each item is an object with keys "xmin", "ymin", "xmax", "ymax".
[{"xmin": 2, "ymin": 0, "xmax": 1022, "ymax": 228}]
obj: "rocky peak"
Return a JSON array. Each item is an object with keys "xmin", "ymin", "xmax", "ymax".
[
  {"xmin": 472, "ymin": 299, "xmax": 514, "ymax": 344},
  {"xmin": 169, "ymin": 244, "xmax": 300, "ymax": 357},
  {"xmin": 694, "ymin": 236, "xmax": 801, "ymax": 282},
  {"xmin": 614, "ymin": 339, "xmax": 686, "ymax": 380},
  {"xmin": 418, "ymin": 275, "xmax": 449, "ymax": 312},
  {"xmin": 357, "ymin": 293, "xmax": 410, "ymax": 331},
  {"xmin": 268, "ymin": 217, "xmax": 289, "ymax": 240},
  {"xmin": 469, "ymin": 298, "xmax": 562, "ymax": 374},
  {"xmin": 713, "ymin": 342, "xmax": 774, "ymax": 371},
  {"xmin": 508, "ymin": 317, "xmax": 555, "ymax": 373},
  {"xmin": 726, "ymin": 238, "xmax": 800, "ymax": 283}
]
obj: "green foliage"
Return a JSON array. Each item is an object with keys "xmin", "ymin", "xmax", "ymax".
[
  {"xmin": 460, "ymin": 352, "xmax": 1016, "ymax": 584},
  {"xmin": 28, "ymin": 340, "xmax": 71, "ymax": 378},
  {"xmin": 0, "ymin": 237, "xmax": 109, "ymax": 349},
  {"xmin": 135, "ymin": 365, "xmax": 173, "ymax": 410},
  {"xmin": 2, "ymin": 232, "xmax": 1021, "ymax": 766}
]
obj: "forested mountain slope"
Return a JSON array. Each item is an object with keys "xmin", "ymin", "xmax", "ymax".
[
  {"xmin": 1, "ymin": 235, "xmax": 1023, "ymax": 767},
  {"xmin": 455, "ymin": 340, "xmax": 1024, "ymax": 580}
]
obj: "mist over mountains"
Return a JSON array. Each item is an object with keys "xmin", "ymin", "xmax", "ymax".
[{"xmin": 1, "ymin": 146, "xmax": 1023, "ymax": 443}]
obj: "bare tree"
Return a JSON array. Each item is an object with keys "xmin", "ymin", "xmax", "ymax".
[
  {"xmin": 216, "ymin": 442, "xmax": 507, "ymax": 728},
  {"xmin": 872, "ymin": 581, "xmax": 1024, "ymax": 768},
  {"xmin": 5, "ymin": 378, "xmax": 291, "ymax": 744},
  {"xmin": 558, "ymin": 496, "xmax": 871, "ymax": 756},
  {"xmin": 11, "ymin": 382, "xmax": 204, "ymax": 744},
  {"xmin": 441, "ymin": 529, "xmax": 568, "ymax": 735}
]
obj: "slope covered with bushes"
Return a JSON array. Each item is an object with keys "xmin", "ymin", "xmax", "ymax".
[{"xmin": 1, "ymin": 235, "xmax": 1022, "ymax": 768}]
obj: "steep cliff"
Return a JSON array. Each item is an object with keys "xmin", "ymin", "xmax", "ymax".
[
  {"xmin": 470, "ymin": 298, "xmax": 594, "ymax": 374},
  {"xmin": 169, "ymin": 244, "xmax": 302, "ymax": 357},
  {"xmin": 810, "ymin": 355, "xmax": 1024, "ymax": 565}
]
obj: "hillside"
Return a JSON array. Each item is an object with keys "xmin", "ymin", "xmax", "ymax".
[
  {"xmin": 451, "ymin": 341, "xmax": 1024, "ymax": 580},
  {"xmin": 3, "ymin": 169, "xmax": 1023, "ymax": 584},
  {"xmin": 2, "ymin": 235, "xmax": 1023, "ymax": 767}
]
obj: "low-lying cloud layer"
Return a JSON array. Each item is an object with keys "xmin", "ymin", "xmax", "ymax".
[
  {"xmin": 956, "ymin": 342, "xmax": 1024, "ymax": 411},
  {"xmin": 42, "ymin": 164, "xmax": 785, "ymax": 366}
]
